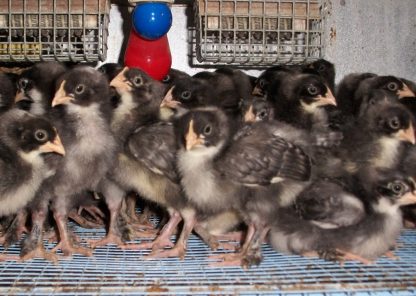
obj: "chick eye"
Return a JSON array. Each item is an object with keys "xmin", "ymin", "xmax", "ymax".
[
  {"xmin": 258, "ymin": 110, "xmax": 268, "ymax": 119},
  {"xmin": 203, "ymin": 124, "xmax": 212, "ymax": 135},
  {"xmin": 387, "ymin": 82, "xmax": 398, "ymax": 91},
  {"xmin": 368, "ymin": 98, "xmax": 376, "ymax": 105},
  {"xmin": 75, "ymin": 84, "xmax": 85, "ymax": 94},
  {"xmin": 162, "ymin": 75, "xmax": 171, "ymax": 83},
  {"xmin": 259, "ymin": 79, "xmax": 266, "ymax": 88},
  {"xmin": 34, "ymin": 129, "xmax": 48, "ymax": 142},
  {"xmin": 307, "ymin": 85, "xmax": 319, "ymax": 96},
  {"xmin": 318, "ymin": 64, "xmax": 326, "ymax": 72},
  {"xmin": 181, "ymin": 90, "xmax": 191, "ymax": 100},
  {"xmin": 19, "ymin": 78, "xmax": 29, "ymax": 90},
  {"xmin": 388, "ymin": 117, "xmax": 401, "ymax": 130},
  {"xmin": 390, "ymin": 182, "xmax": 404, "ymax": 195},
  {"xmin": 132, "ymin": 76, "xmax": 143, "ymax": 87}
]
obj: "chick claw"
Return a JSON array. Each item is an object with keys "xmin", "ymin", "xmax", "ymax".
[
  {"xmin": 143, "ymin": 245, "xmax": 186, "ymax": 260},
  {"xmin": 51, "ymin": 240, "xmax": 93, "ymax": 257},
  {"xmin": 20, "ymin": 246, "xmax": 58, "ymax": 263}
]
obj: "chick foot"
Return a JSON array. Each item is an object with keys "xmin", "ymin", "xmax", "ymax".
[
  {"xmin": 51, "ymin": 239, "xmax": 93, "ymax": 257},
  {"xmin": 0, "ymin": 254, "xmax": 19, "ymax": 261},
  {"xmin": 317, "ymin": 248, "xmax": 373, "ymax": 265},
  {"xmin": 68, "ymin": 209, "xmax": 103, "ymax": 229},
  {"xmin": 21, "ymin": 244, "xmax": 58, "ymax": 263}
]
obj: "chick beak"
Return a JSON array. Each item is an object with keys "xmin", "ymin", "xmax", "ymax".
[
  {"xmin": 398, "ymin": 83, "xmax": 416, "ymax": 98},
  {"xmin": 316, "ymin": 87, "xmax": 337, "ymax": 106},
  {"xmin": 252, "ymin": 85, "xmax": 264, "ymax": 96},
  {"xmin": 398, "ymin": 190, "xmax": 416, "ymax": 206},
  {"xmin": 52, "ymin": 80, "xmax": 73, "ymax": 107},
  {"xmin": 39, "ymin": 134, "xmax": 65, "ymax": 156},
  {"xmin": 161, "ymin": 86, "xmax": 180, "ymax": 109},
  {"xmin": 15, "ymin": 90, "xmax": 26, "ymax": 103},
  {"xmin": 244, "ymin": 105, "xmax": 256, "ymax": 122},
  {"xmin": 110, "ymin": 67, "xmax": 131, "ymax": 93},
  {"xmin": 397, "ymin": 125, "xmax": 416, "ymax": 144},
  {"xmin": 185, "ymin": 119, "xmax": 204, "ymax": 150}
]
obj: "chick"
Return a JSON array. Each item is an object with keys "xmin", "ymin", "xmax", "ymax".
[
  {"xmin": 161, "ymin": 68, "xmax": 252, "ymax": 120},
  {"xmin": 293, "ymin": 178, "xmax": 365, "ymax": 229},
  {"xmin": 14, "ymin": 62, "xmax": 66, "ymax": 115},
  {"xmin": 45, "ymin": 66, "xmax": 116, "ymax": 257},
  {"xmin": 0, "ymin": 73, "xmax": 15, "ymax": 113},
  {"xmin": 161, "ymin": 68, "xmax": 191, "ymax": 89},
  {"xmin": 336, "ymin": 73, "xmax": 415, "ymax": 117},
  {"xmin": 88, "ymin": 67, "xmax": 170, "ymax": 249},
  {"xmin": 0, "ymin": 109, "xmax": 64, "ymax": 260},
  {"xmin": 174, "ymin": 107, "xmax": 312, "ymax": 267},
  {"xmin": 270, "ymin": 73, "xmax": 336, "ymax": 131},
  {"xmin": 269, "ymin": 172, "xmax": 416, "ymax": 264},
  {"xmin": 306, "ymin": 59, "xmax": 336, "ymax": 92},
  {"xmin": 240, "ymin": 95, "xmax": 275, "ymax": 123},
  {"xmin": 338, "ymin": 102, "xmax": 415, "ymax": 177}
]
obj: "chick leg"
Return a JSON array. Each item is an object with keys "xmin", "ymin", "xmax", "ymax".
[
  {"xmin": 2, "ymin": 210, "xmax": 28, "ymax": 248},
  {"xmin": 51, "ymin": 212, "xmax": 93, "ymax": 257},
  {"xmin": 124, "ymin": 193, "xmax": 155, "ymax": 230},
  {"xmin": 79, "ymin": 204, "xmax": 105, "ymax": 223},
  {"xmin": 68, "ymin": 208, "xmax": 103, "ymax": 229},
  {"xmin": 194, "ymin": 225, "xmax": 239, "ymax": 251},
  {"xmin": 144, "ymin": 209, "xmax": 197, "ymax": 260},
  {"xmin": 88, "ymin": 196, "xmax": 127, "ymax": 248},
  {"xmin": 20, "ymin": 208, "xmax": 58, "ymax": 263},
  {"xmin": 317, "ymin": 248, "xmax": 373, "ymax": 265},
  {"xmin": 209, "ymin": 223, "xmax": 264, "ymax": 268},
  {"xmin": 121, "ymin": 209, "xmax": 181, "ymax": 251}
]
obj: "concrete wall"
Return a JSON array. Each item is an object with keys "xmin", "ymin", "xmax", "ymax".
[{"xmin": 105, "ymin": 0, "xmax": 416, "ymax": 81}]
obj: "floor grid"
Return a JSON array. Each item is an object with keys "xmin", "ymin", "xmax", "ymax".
[{"xmin": 0, "ymin": 225, "xmax": 415, "ymax": 295}]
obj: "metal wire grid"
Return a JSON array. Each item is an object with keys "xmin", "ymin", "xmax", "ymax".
[
  {"xmin": 193, "ymin": 0, "xmax": 325, "ymax": 67},
  {"xmin": 0, "ymin": 0, "xmax": 110, "ymax": 62},
  {"xmin": 0, "ymin": 224, "xmax": 415, "ymax": 295}
]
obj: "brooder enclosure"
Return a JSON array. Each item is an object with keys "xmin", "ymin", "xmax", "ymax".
[{"xmin": 0, "ymin": 0, "xmax": 415, "ymax": 295}]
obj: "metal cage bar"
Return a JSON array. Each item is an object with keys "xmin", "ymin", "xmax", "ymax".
[
  {"xmin": 193, "ymin": 0, "xmax": 325, "ymax": 68},
  {"xmin": 0, "ymin": 0, "xmax": 110, "ymax": 63}
]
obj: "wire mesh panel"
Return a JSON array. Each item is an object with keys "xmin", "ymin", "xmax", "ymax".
[
  {"xmin": 0, "ymin": 0, "xmax": 110, "ymax": 62},
  {"xmin": 193, "ymin": 0, "xmax": 325, "ymax": 67},
  {"xmin": 0, "ymin": 226, "xmax": 415, "ymax": 295}
]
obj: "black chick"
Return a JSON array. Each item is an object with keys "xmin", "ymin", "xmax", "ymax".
[
  {"xmin": 338, "ymin": 102, "xmax": 415, "ymax": 177},
  {"xmin": 270, "ymin": 73, "xmax": 336, "ymax": 131},
  {"xmin": 0, "ymin": 73, "xmax": 15, "ymax": 113},
  {"xmin": 336, "ymin": 73, "xmax": 416, "ymax": 117},
  {"xmin": 294, "ymin": 178, "xmax": 365, "ymax": 229},
  {"xmin": 14, "ymin": 62, "xmax": 66, "ymax": 115},
  {"xmin": 240, "ymin": 95, "xmax": 275, "ymax": 123},
  {"xmin": 161, "ymin": 68, "xmax": 191, "ymax": 88},
  {"xmin": 88, "ymin": 67, "xmax": 171, "ymax": 249},
  {"xmin": 45, "ymin": 66, "xmax": 116, "ymax": 257},
  {"xmin": 269, "ymin": 171, "xmax": 416, "ymax": 264},
  {"xmin": 161, "ymin": 68, "xmax": 252, "ymax": 119},
  {"xmin": 174, "ymin": 107, "xmax": 312, "ymax": 267},
  {"xmin": 306, "ymin": 59, "xmax": 336, "ymax": 92},
  {"xmin": 0, "ymin": 109, "xmax": 65, "ymax": 260}
]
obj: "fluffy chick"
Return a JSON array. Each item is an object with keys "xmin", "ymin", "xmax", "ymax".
[
  {"xmin": 0, "ymin": 109, "xmax": 64, "ymax": 260},
  {"xmin": 0, "ymin": 73, "xmax": 15, "ymax": 113},
  {"xmin": 269, "ymin": 172, "xmax": 416, "ymax": 264},
  {"xmin": 88, "ymin": 67, "xmax": 170, "ymax": 249},
  {"xmin": 14, "ymin": 62, "xmax": 66, "ymax": 115},
  {"xmin": 270, "ymin": 73, "xmax": 336, "ymax": 131},
  {"xmin": 45, "ymin": 66, "xmax": 116, "ymax": 257},
  {"xmin": 174, "ymin": 107, "xmax": 312, "ymax": 267}
]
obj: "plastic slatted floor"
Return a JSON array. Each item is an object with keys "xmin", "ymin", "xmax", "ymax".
[{"xmin": 0, "ymin": 225, "xmax": 415, "ymax": 295}]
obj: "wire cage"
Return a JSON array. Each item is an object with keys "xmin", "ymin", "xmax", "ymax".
[
  {"xmin": 0, "ymin": 0, "xmax": 110, "ymax": 63},
  {"xmin": 193, "ymin": 0, "xmax": 326, "ymax": 67}
]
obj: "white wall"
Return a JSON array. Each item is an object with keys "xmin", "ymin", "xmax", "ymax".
[{"xmin": 105, "ymin": 0, "xmax": 416, "ymax": 81}]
